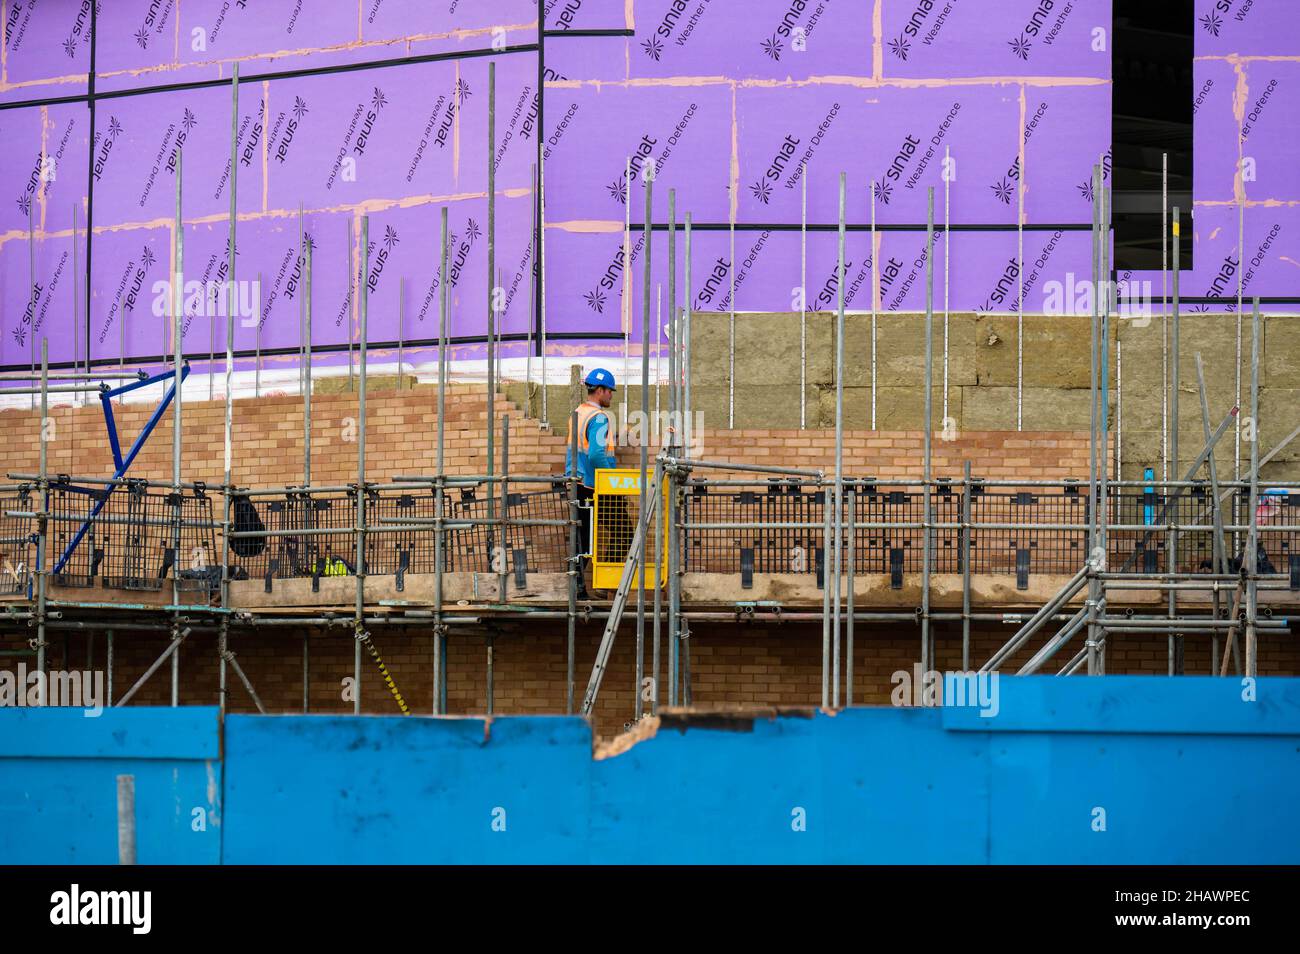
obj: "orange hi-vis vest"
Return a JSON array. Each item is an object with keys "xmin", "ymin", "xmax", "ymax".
[{"xmin": 567, "ymin": 400, "xmax": 611, "ymax": 488}]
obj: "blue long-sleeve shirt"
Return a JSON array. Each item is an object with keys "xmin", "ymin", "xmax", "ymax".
[{"xmin": 566, "ymin": 409, "xmax": 615, "ymax": 488}]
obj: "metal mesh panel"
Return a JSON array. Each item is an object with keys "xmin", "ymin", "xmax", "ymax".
[
  {"xmin": 853, "ymin": 483, "xmax": 962, "ymax": 574},
  {"xmin": 233, "ymin": 484, "xmax": 573, "ymax": 583},
  {"xmin": 595, "ymin": 489, "xmax": 638, "ymax": 566},
  {"xmin": 98, "ymin": 482, "xmax": 170, "ymax": 591},
  {"xmin": 48, "ymin": 481, "xmax": 101, "ymax": 588},
  {"xmin": 234, "ymin": 492, "xmax": 357, "ymax": 582},
  {"xmin": 1109, "ymin": 484, "xmax": 1217, "ymax": 573},
  {"xmin": 37, "ymin": 482, "xmax": 220, "ymax": 594},
  {"xmin": 367, "ymin": 490, "xmax": 436, "ymax": 577},
  {"xmin": 752, "ymin": 481, "xmax": 823, "ymax": 575},
  {"xmin": 970, "ymin": 487, "xmax": 1088, "ymax": 576},
  {"xmin": 1240, "ymin": 490, "xmax": 1300, "ymax": 577},
  {"xmin": 503, "ymin": 485, "xmax": 571, "ymax": 574},
  {"xmin": 0, "ymin": 486, "xmax": 34, "ymax": 595}
]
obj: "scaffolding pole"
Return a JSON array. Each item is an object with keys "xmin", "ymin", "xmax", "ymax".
[
  {"xmin": 831, "ymin": 172, "xmax": 846, "ymax": 708},
  {"xmin": 435, "ymin": 207, "xmax": 449, "ymax": 715},
  {"xmin": 636, "ymin": 165, "xmax": 652, "ymax": 722},
  {"xmin": 354, "ymin": 215, "xmax": 370, "ymax": 715},
  {"xmin": 1246, "ymin": 299, "xmax": 1261, "ymax": 677},
  {"xmin": 171, "ymin": 147, "xmax": 184, "ymax": 708},
  {"xmin": 922, "ymin": 187, "xmax": 935, "ymax": 677},
  {"xmin": 220, "ymin": 63, "xmax": 239, "ymax": 717}
]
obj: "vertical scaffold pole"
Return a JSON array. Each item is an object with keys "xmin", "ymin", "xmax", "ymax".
[
  {"xmin": 354, "ymin": 215, "xmax": 370, "ymax": 714},
  {"xmin": 1170, "ymin": 206, "xmax": 1181, "ymax": 674},
  {"xmin": 1246, "ymin": 299, "xmax": 1261, "ymax": 677},
  {"xmin": 435, "ymin": 208, "xmax": 449, "ymax": 714},
  {"xmin": 831, "ymin": 172, "xmax": 846, "ymax": 708},
  {"xmin": 172, "ymin": 148, "xmax": 184, "ymax": 708},
  {"xmin": 220, "ymin": 63, "xmax": 239, "ymax": 716},
  {"xmin": 636, "ymin": 166, "xmax": 652, "ymax": 722}
]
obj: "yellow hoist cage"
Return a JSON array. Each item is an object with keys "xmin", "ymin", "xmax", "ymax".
[{"xmin": 591, "ymin": 468, "xmax": 669, "ymax": 590}]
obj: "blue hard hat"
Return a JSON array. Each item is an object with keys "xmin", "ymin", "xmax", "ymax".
[{"xmin": 584, "ymin": 367, "xmax": 617, "ymax": 390}]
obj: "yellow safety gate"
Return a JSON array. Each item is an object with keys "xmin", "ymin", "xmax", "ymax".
[{"xmin": 591, "ymin": 468, "xmax": 669, "ymax": 590}]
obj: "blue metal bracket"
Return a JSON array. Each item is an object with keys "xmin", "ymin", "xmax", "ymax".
[{"xmin": 48, "ymin": 365, "xmax": 189, "ymax": 581}]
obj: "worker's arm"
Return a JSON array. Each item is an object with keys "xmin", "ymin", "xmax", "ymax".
[{"xmin": 585, "ymin": 412, "xmax": 616, "ymax": 471}]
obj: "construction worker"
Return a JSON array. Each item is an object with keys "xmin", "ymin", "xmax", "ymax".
[{"xmin": 567, "ymin": 368, "xmax": 618, "ymax": 598}]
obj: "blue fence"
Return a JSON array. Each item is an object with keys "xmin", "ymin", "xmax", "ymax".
[{"xmin": 2, "ymin": 677, "xmax": 1298, "ymax": 864}]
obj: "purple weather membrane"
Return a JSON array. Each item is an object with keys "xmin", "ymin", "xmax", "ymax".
[
  {"xmin": 261, "ymin": 55, "xmax": 533, "ymax": 214},
  {"xmin": 4, "ymin": 0, "xmax": 1299, "ymax": 377},
  {"xmin": 1237, "ymin": 59, "xmax": 1300, "ymax": 201},
  {"xmin": 367, "ymin": 0, "xmax": 537, "ymax": 42},
  {"xmin": 86, "ymin": 226, "xmax": 169, "ymax": 365},
  {"xmin": 542, "ymin": 80, "xmax": 732, "ymax": 224},
  {"xmin": 0, "ymin": 109, "xmax": 86, "ymax": 247},
  {"xmin": 1193, "ymin": 57, "xmax": 1243, "ymax": 203},
  {"xmin": 88, "ymin": 83, "xmax": 262, "ymax": 231},
  {"xmin": 1195, "ymin": 0, "xmax": 1296, "ymax": 58},
  {"xmin": 1179, "ymin": 203, "xmax": 1300, "ymax": 307},
  {"xmin": 546, "ymin": 0, "xmax": 628, "ymax": 32},
  {"xmin": 628, "ymin": 0, "xmax": 873, "ymax": 81},
  {"xmin": 543, "ymin": 33, "xmax": 629, "ymax": 80},
  {"xmin": 736, "ymin": 83, "xmax": 1025, "ymax": 226},
  {"xmin": 1021, "ymin": 84, "xmax": 1112, "ymax": 224},
  {"xmin": 0, "ymin": 0, "xmax": 92, "ymax": 102},
  {"xmin": 881, "ymin": 0, "xmax": 1111, "ymax": 80}
]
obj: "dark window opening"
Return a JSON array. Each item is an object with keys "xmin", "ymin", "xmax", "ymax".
[{"xmin": 1112, "ymin": 1, "xmax": 1193, "ymax": 272}]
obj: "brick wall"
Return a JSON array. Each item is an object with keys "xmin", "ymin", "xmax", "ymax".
[
  {"xmin": 3, "ymin": 622, "xmax": 1292, "ymax": 739},
  {"xmin": 0, "ymin": 382, "xmax": 1097, "ymax": 486}
]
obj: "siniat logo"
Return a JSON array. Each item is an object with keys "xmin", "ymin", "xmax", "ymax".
[
  {"xmin": 874, "ymin": 133, "xmax": 921, "ymax": 204},
  {"xmin": 92, "ymin": 116, "xmax": 123, "ymax": 182},
  {"xmin": 1008, "ymin": 0, "xmax": 1056, "ymax": 60},
  {"xmin": 64, "ymin": 0, "xmax": 93, "ymax": 57},
  {"xmin": 16, "ymin": 149, "xmax": 44, "ymax": 217},
  {"xmin": 354, "ymin": 87, "xmax": 387, "ymax": 157},
  {"xmin": 584, "ymin": 287, "xmax": 606, "ymax": 313},
  {"xmin": 240, "ymin": 116, "xmax": 264, "ymax": 167},
  {"xmin": 432, "ymin": 81, "xmax": 470, "ymax": 150},
  {"xmin": 892, "ymin": 0, "xmax": 940, "ymax": 58},
  {"xmin": 365, "ymin": 225, "xmax": 399, "ymax": 292},
  {"xmin": 991, "ymin": 177, "xmax": 1014, "ymax": 205},
  {"xmin": 763, "ymin": 0, "xmax": 815, "ymax": 60},
  {"xmin": 118, "ymin": 245, "xmax": 158, "ymax": 324},
  {"xmin": 1201, "ymin": 2, "xmax": 1233, "ymax": 35},
  {"xmin": 977, "ymin": 257, "xmax": 1022, "ymax": 313},
  {"xmin": 644, "ymin": 0, "xmax": 698, "ymax": 60},
  {"xmin": 641, "ymin": 34, "xmax": 664, "ymax": 60},
  {"xmin": 445, "ymin": 218, "xmax": 481, "ymax": 289},
  {"xmin": 609, "ymin": 135, "xmax": 658, "ymax": 205},
  {"xmin": 274, "ymin": 97, "xmax": 308, "ymax": 164},
  {"xmin": 165, "ymin": 109, "xmax": 197, "ymax": 175},
  {"xmin": 135, "ymin": 0, "xmax": 171, "ymax": 49},
  {"xmin": 1076, "ymin": 149, "xmax": 1112, "ymax": 201},
  {"xmin": 750, "ymin": 134, "xmax": 800, "ymax": 205}
]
